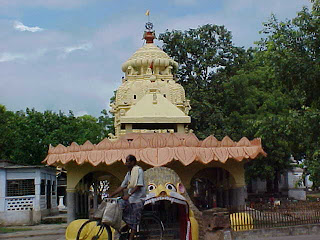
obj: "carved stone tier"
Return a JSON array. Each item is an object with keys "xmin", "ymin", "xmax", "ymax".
[
  {"xmin": 112, "ymin": 35, "xmax": 191, "ymax": 137},
  {"xmin": 121, "ymin": 43, "xmax": 178, "ymax": 78}
]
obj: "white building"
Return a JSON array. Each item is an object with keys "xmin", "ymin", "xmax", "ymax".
[
  {"xmin": 249, "ymin": 158, "xmax": 309, "ymax": 201},
  {"xmin": 0, "ymin": 160, "xmax": 58, "ymax": 225}
]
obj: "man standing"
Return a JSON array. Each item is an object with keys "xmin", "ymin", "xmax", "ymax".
[{"xmin": 110, "ymin": 154, "xmax": 146, "ymax": 240}]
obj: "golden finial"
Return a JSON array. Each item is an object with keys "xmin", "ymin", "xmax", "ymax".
[
  {"xmin": 145, "ymin": 10, "xmax": 151, "ymax": 23},
  {"xmin": 143, "ymin": 10, "xmax": 155, "ymax": 43}
]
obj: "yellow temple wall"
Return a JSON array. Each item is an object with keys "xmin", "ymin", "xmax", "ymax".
[
  {"xmin": 166, "ymin": 159, "xmax": 245, "ymax": 189},
  {"xmin": 65, "ymin": 162, "xmax": 126, "ymax": 191},
  {"xmin": 65, "ymin": 159, "xmax": 245, "ymax": 192}
]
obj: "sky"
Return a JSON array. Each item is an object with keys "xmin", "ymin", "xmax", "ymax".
[{"xmin": 0, "ymin": 0, "xmax": 312, "ymax": 118}]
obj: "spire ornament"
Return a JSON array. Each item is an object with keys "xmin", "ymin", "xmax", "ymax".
[
  {"xmin": 145, "ymin": 22, "xmax": 153, "ymax": 31},
  {"xmin": 143, "ymin": 10, "xmax": 156, "ymax": 43}
]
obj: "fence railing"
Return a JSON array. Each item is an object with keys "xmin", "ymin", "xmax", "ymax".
[{"xmin": 227, "ymin": 202, "xmax": 320, "ymax": 231}]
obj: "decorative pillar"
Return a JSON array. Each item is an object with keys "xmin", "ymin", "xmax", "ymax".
[
  {"xmin": 237, "ymin": 186, "xmax": 246, "ymax": 206},
  {"xmin": 0, "ymin": 169, "xmax": 6, "ymax": 212},
  {"xmin": 93, "ymin": 181, "xmax": 98, "ymax": 211},
  {"xmin": 177, "ymin": 124, "xmax": 185, "ymax": 133},
  {"xmin": 67, "ymin": 188, "xmax": 76, "ymax": 223},
  {"xmin": 217, "ymin": 188, "xmax": 223, "ymax": 207},
  {"xmin": 223, "ymin": 189, "xmax": 229, "ymax": 207},
  {"xmin": 34, "ymin": 169, "xmax": 41, "ymax": 212},
  {"xmin": 230, "ymin": 186, "xmax": 245, "ymax": 207},
  {"xmin": 125, "ymin": 124, "xmax": 133, "ymax": 133},
  {"xmin": 32, "ymin": 169, "xmax": 42, "ymax": 224}
]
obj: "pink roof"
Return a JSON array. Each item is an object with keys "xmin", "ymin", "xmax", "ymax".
[{"xmin": 43, "ymin": 133, "xmax": 266, "ymax": 167}]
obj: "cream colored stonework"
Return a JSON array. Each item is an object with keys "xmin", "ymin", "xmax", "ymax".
[
  {"xmin": 111, "ymin": 43, "xmax": 191, "ymax": 137},
  {"xmin": 121, "ymin": 43, "xmax": 178, "ymax": 75}
]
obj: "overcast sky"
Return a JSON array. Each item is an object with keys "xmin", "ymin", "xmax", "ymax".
[{"xmin": 0, "ymin": 0, "xmax": 312, "ymax": 117}]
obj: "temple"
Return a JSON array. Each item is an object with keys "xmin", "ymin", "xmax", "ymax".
[
  {"xmin": 110, "ymin": 23, "xmax": 191, "ymax": 137},
  {"xmin": 43, "ymin": 21, "xmax": 266, "ymax": 240}
]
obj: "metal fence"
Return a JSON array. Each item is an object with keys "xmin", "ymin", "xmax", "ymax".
[{"xmin": 228, "ymin": 202, "xmax": 320, "ymax": 231}]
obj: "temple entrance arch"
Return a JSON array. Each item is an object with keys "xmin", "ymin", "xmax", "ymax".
[
  {"xmin": 189, "ymin": 167, "xmax": 235, "ymax": 210},
  {"xmin": 74, "ymin": 171, "xmax": 121, "ymax": 219}
]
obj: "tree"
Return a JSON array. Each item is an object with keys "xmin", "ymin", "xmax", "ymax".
[
  {"xmin": 256, "ymin": 0, "xmax": 320, "ymax": 187},
  {"xmin": 258, "ymin": 0, "xmax": 320, "ymax": 108},
  {"xmin": 99, "ymin": 109, "xmax": 115, "ymax": 137},
  {"xmin": 300, "ymin": 108, "xmax": 320, "ymax": 188},
  {"xmin": 0, "ymin": 105, "xmax": 18, "ymax": 160},
  {"xmin": 159, "ymin": 2, "xmax": 320, "ymax": 188},
  {"xmin": 221, "ymin": 54, "xmax": 306, "ymax": 190},
  {"xmin": 0, "ymin": 106, "xmax": 114, "ymax": 165},
  {"xmin": 159, "ymin": 24, "xmax": 250, "ymax": 139}
]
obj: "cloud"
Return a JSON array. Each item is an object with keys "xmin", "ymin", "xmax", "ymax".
[
  {"xmin": 158, "ymin": 0, "xmax": 312, "ymax": 48},
  {"xmin": 63, "ymin": 43, "xmax": 92, "ymax": 54},
  {"xmin": 173, "ymin": 0, "xmax": 196, "ymax": 5},
  {"xmin": 0, "ymin": 52, "xmax": 26, "ymax": 62},
  {"xmin": 224, "ymin": 0, "xmax": 311, "ymax": 16},
  {"xmin": 0, "ymin": 49, "xmax": 47, "ymax": 63},
  {"xmin": 58, "ymin": 43, "xmax": 92, "ymax": 59},
  {"xmin": 14, "ymin": 21, "xmax": 44, "ymax": 32},
  {"xmin": 0, "ymin": 0, "xmax": 313, "ymax": 118},
  {"xmin": 0, "ymin": 0, "xmax": 92, "ymax": 9}
]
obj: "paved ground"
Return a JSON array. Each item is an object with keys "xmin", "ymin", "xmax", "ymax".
[
  {"xmin": 261, "ymin": 234, "xmax": 320, "ymax": 240},
  {"xmin": 2, "ymin": 235, "xmax": 65, "ymax": 240},
  {"xmin": 1, "ymin": 223, "xmax": 320, "ymax": 240},
  {"xmin": 0, "ymin": 223, "xmax": 66, "ymax": 239}
]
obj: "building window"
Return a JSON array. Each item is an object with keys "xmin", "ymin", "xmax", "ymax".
[
  {"xmin": 41, "ymin": 180, "xmax": 46, "ymax": 195},
  {"xmin": 6, "ymin": 179, "xmax": 35, "ymax": 197},
  {"xmin": 133, "ymin": 95, "xmax": 136, "ymax": 99}
]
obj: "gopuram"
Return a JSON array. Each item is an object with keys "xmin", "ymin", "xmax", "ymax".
[{"xmin": 43, "ymin": 21, "xmax": 266, "ymax": 240}]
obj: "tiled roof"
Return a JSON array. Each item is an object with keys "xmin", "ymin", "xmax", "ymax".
[{"xmin": 43, "ymin": 133, "xmax": 266, "ymax": 167}]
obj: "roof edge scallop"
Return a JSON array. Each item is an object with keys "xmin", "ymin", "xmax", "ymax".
[{"xmin": 121, "ymin": 43, "xmax": 178, "ymax": 73}]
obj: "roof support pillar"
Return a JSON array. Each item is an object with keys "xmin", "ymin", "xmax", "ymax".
[
  {"xmin": 230, "ymin": 186, "xmax": 245, "ymax": 207},
  {"xmin": 125, "ymin": 124, "xmax": 133, "ymax": 133},
  {"xmin": 177, "ymin": 123, "xmax": 185, "ymax": 133},
  {"xmin": 66, "ymin": 188, "xmax": 76, "ymax": 223},
  {"xmin": 0, "ymin": 169, "xmax": 6, "ymax": 212}
]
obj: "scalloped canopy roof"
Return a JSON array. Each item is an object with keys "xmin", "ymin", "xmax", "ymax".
[
  {"xmin": 43, "ymin": 133, "xmax": 266, "ymax": 167},
  {"xmin": 121, "ymin": 43, "xmax": 178, "ymax": 73}
]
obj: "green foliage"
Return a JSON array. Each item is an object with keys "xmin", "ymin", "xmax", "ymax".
[
  {"xmin": 1, "ymin": 1, "xmax": 319, "ymax": 188},
  {"xmin": 307, "ymin": 151, "xmax": 320, "ymax": 188},
  {"xmin": 159, "ymin": 24, "xmax": 294, "ymax": 182},
  {"xmin": 0, "ymin": 107, "xmax": 114, "ymax": 165},
  {"xmin": 0, "ymin": 104, "xmax": 18, "ymax": 160},
  {"xmin": 255, "ymin": 0, "xmax": 320, "ymax": 185},
  {"xmin": 159, "ymin": 1, "xmax": 320, "ymax": 187},
  {"xmin": 258, "ymin": 0, "xmax": 320, "ymax": 108},
  {"xmin": 159, "ymin": 24, "xmax": 250, "ymax": 139},
  {"xmin": 301, "ymin": 109, "xmax": 320, "ymax": 187}
]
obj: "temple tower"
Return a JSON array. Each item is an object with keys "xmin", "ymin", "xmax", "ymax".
[{"xmin": 110, "ymin": 23, "xmax": 191, "ymax": 138}]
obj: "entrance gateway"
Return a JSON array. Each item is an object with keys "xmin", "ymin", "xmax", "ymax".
[{"xmin": 43, "ymin": 21, "xmax": 266, "ymax": 239}]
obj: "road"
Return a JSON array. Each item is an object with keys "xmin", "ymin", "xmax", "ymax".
[
  {"xmin": 2, "ymin": 235, "xmax": 64, "ymax": 240},
  {"xmin": 0, "ymin": 223, "xmax": 66, "ymax": 240},
  {"xmin": 1, "ymin": 223, "xmax": 319, "ymax": 240},
  {"xmin": 6, "ymin": 233, "xmax": 320, "ymax": 240},
  {"xmin": 261, "ymin": 235, "xmax": 320, "ymax": 240}
]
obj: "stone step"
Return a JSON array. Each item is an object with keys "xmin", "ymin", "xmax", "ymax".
[
  {"xmin": 59, "ymin": 209, "xmax": 67, "ymax": 214},
  {"xmin": 42, "ymin": 213, "xmax": 67, "ymax": 224}
]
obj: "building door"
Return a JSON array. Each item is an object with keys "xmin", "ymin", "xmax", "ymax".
[{"xmin": 47, "ymin": 180, "xmax": 51, "ymax": 209}]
